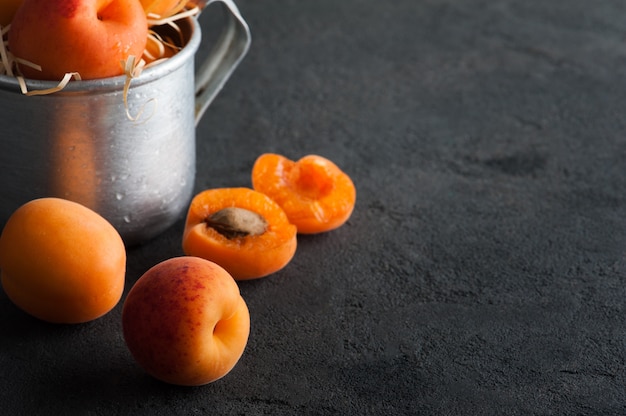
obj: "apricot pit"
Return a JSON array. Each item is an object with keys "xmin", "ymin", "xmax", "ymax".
[{"xmin": 206, "ymin": 207, "xmax": 268, "ymax": 239}]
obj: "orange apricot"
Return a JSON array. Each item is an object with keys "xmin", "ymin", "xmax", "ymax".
[
  {"xmin": 123, "ymin": 256, "xmax": 250, "ymax": 386},
  {"xmin": 182, "ymin": 187, "xmax": 297, "ymax": 280},
  {"xmin": 0, "ymin": 197, "xmax": 126, "ymax": 323},
  {"xmin": 251, "ymin": 153, "xmax": 356, "ymax": 234}
]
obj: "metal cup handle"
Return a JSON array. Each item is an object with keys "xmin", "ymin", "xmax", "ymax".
[{"xmin": 194, "ymin": 0, "xmax": 251, "ymax": 125}]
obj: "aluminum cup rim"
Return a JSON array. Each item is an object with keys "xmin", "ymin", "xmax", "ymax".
[{"xmin": 0, "ymin": 16, "xmax": 201, "ymax": 94}]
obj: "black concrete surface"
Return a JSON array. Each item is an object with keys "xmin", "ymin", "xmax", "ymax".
[{"xmin": 2, "ymin": 0, "xmax": 626, "ymax": 414}]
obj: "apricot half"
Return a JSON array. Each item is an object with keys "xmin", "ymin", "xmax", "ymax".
[
  {"xmin": 122, "ymin": 256, "xmax": 250, "ymax": 386},
  {"xmin": 252, "ymin": 153, "xmax": 357, "ymax": 234},
  {"xmin": 182, "ymin": 187, "xmax": 297, "ymax": 280},
  {"xmin": 0, "ymin": 198, "xmax": 126, "ymax": 323}
]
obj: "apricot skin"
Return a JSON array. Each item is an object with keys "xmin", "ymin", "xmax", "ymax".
[
  {"xmin": 0, "ymin": 198, "xmax": 126, "ymax": 324},
  {"xmin": 122, "ymin": 256, "xmax": 250, "ymax": 386},
  {"xmin": 8, "ymin": 0, "xmax": 148, "ymax": 80}
]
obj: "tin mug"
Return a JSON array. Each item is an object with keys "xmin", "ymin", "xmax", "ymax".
[{"xmin": 0, "ymin": 0, "xmax": 250, "ymax": 246}]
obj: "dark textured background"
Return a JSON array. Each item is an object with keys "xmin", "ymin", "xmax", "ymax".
[{"xmin": 2, "ymin": 0, "xmax": 626, "ymax": 414}]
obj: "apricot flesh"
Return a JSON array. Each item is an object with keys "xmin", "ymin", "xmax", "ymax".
[
  {"xmin": 122, "ymin": 256, "xmax": 250, "ymax": 386},
  {"xmin": 252, "ymin": 154, "xmax": 357, "ymax": 234},
  {"xmin": 0, "ymin": 198, "xmax": 126, "ymax": 323}
]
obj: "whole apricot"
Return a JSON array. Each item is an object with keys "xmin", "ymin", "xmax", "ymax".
[
  {"xmin": 122, "ymin": 256, "xmax": 250, "ymax": 386},
  {"xmin": 0, "ymin": 198, "xmax": 126, "ymax": 324},
  {"xmin": 8, "ymin": 0, "xmax": 148, "ymax": 80}
]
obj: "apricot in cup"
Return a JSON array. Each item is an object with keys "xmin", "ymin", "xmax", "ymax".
[{"xmin": 9, "ymin": 0, "xmax": 148, "ymax": 80}]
